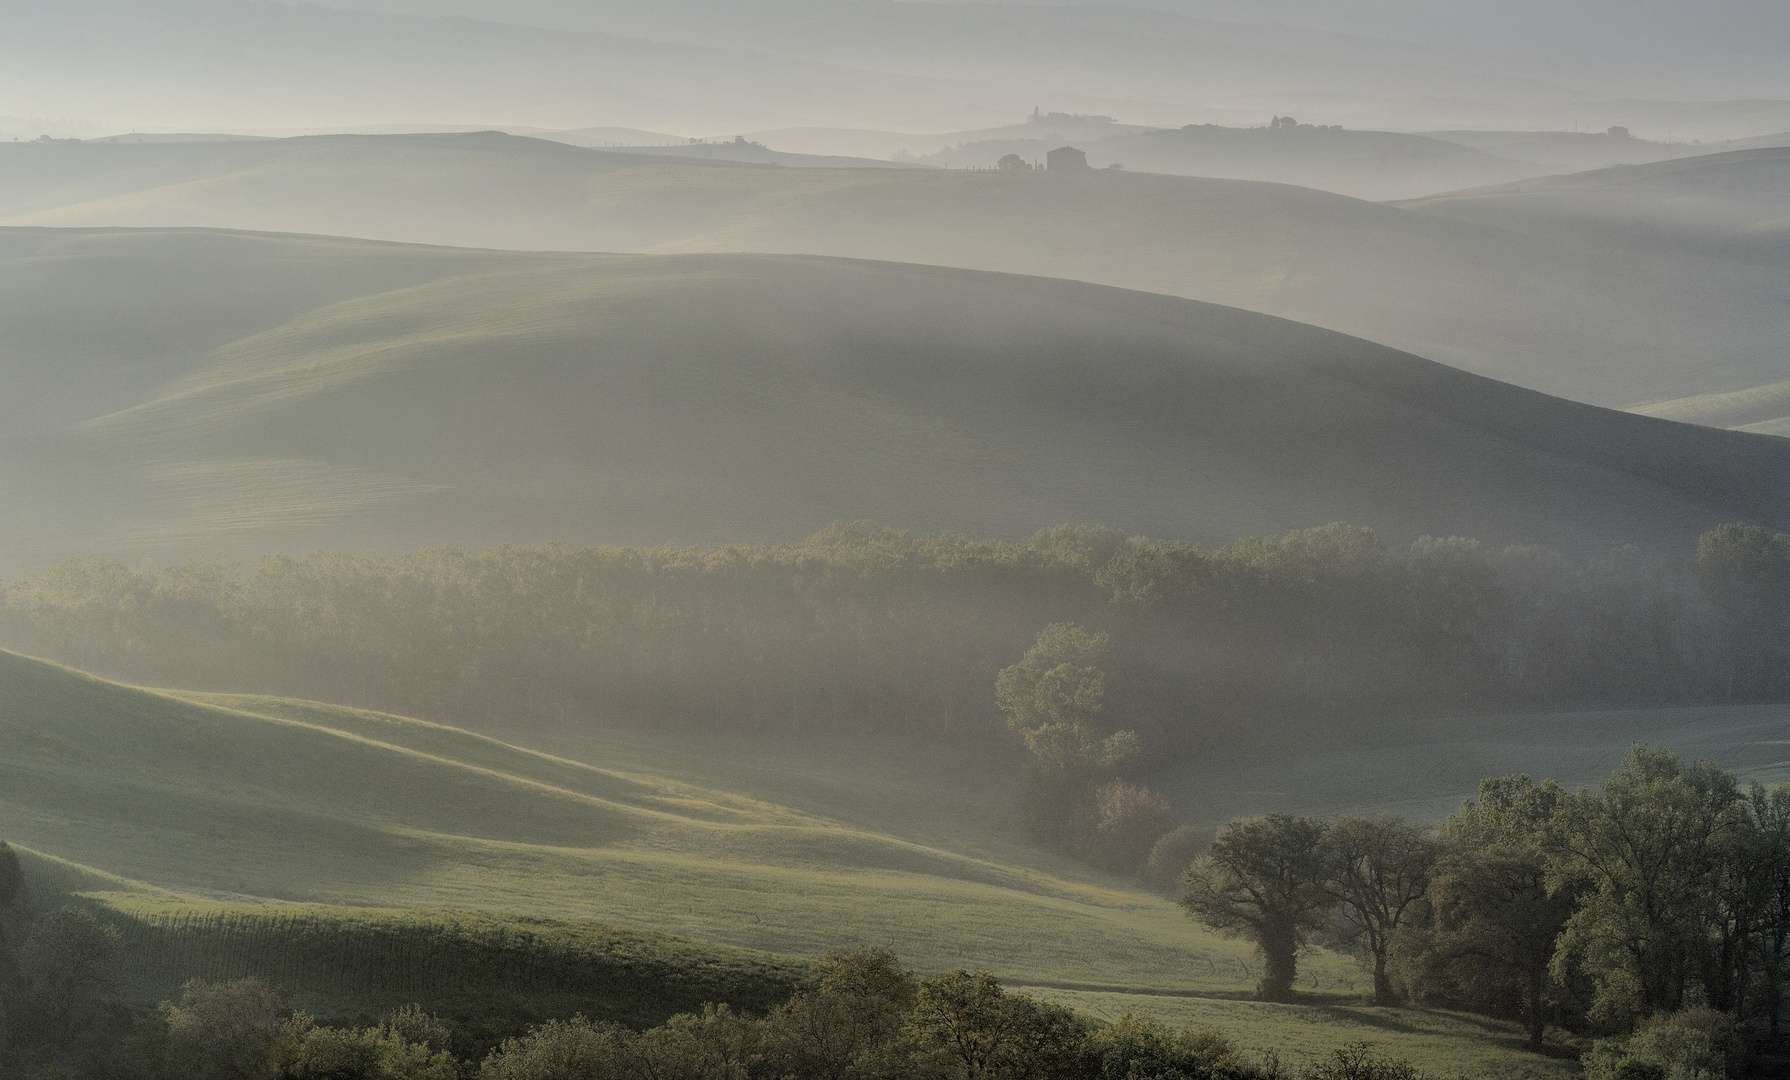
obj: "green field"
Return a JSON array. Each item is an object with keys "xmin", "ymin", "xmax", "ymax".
[
  {"xmin": 0, "ymin": 649, "xmax": 1339, "ymax": 994},
  {"xmin": 2, "ymin": 134, "xmax": 1785, "ymax": 407},
  {"xmin": 4, "ymin": 227, "xmax": 1785, "ymax": 576},
  {"xmin": 12, "ymin": 848, "xmax": 806, "ymax": 1041},
  {"xmin": 18, "ymin": 649, "xmax": 1790, "ymax": 1070}
]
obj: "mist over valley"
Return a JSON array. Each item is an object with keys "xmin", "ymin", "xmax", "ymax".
[{"xmin": 2, "ymin": 4, "xmax": 1789, "ymax": 1077}]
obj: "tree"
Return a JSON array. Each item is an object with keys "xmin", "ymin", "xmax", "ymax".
[
  {"xmin": 1743, "ymin": 783, "xmax": 1790, "ymax": 1039},
  {"xmin": 1421, "ymin": 775, "xmax": 1574, "ymax": 1050},
  {"xmin": 760, "ymin": 946, "xmax": 916, "ymax": 1080},
  {"xmin": 1088, "ymin": 781, "xmax": 1178, "ymax": 876},
  {"xmin": 1324, "ymin": 815, "xmax": 1440, "ymax": 1006},
  {"xmin": 161, "ymin": 978, "xmax": 297, "ymax": 1080},
  {"xmin": 995, "ymin": 623, "xmax": 1134, "ymax": 776},
  {"xmin": 18, "ymin": 905, "xmax": 122, "ymax": 1037},
  {"xmin": 1144, "ymin": 826, "xmax": 1209, "ymax": 894},
  {"xmin": 635, "ymin": 1004, "xmax": 759, "ymax": 1080},
  {"xmin": 1551, "ymin": 747, "xmax": 1745, "ymax": 1024},
  {"xmin": 906, "ymin": 971, "xmax": 1086, "ymax": 1079},
  {"xmin": 478, "ymin": 1016, "xmax": 640, "ymax": 1080},
  {"xmin": 286, "ymin": 1021, "xmax": 459, "ymax": 1080},
  {"xmin": 996, "ymin": 154, "xmax": 1028, "ymax": 171},
  {"xmin": 1178, "ymin": 814, "xmax": 1332, "ymax": 1002},
  {"xmin": 1695, "ymin": 523, "xmax": 1790, "ymax": 698},
  {"xmin": 996, "ymin": 624, "xmax": 1139, "ymax": 848}
]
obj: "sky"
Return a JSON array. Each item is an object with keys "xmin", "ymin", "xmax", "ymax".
[{"xmin": 2, "ymin": 0, "xmax": 1787, "ymax": 140}]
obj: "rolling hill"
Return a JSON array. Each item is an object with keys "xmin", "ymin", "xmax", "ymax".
[
  {"xmin": 0, "ymin": 648, "xmax": 1313, "ymax": 993},
  {"xmin": 1419, "ymin": 128, "xmax": 1769, "ymax": 173},
  {"xmin": 11, "ymin": 649, "xmax": 1790, "ymax": 1072},
  {"xmin": 11, "ymin": 846, "xmax": 810, "ymax": 1043},
  {"xmin": 3, "ymin": 133, "xmax": 1786, "ymax": 406},
  {"xmin": 1401, "ymin": 148, "xmax": 1790, "ymax": 419},
  {"xmin": 1398, "ymin": 146, "xmax": 1790, "ymax": 252},
  {"xmin": 3, "ymin": 227, "xmax": 1789, "ymax": 573}
]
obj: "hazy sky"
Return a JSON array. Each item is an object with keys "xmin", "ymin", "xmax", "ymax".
[{"xmin": 2, "ymin": 0, "xmax": 1786, "ymax": 139}]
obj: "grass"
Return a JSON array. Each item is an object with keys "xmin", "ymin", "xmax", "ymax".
[
  {"xmin": 20, "ymin": 651, "xmax": 1790, "ymax": 1071},
  {"xmin": 0, "ymin": 649, "xmax": 1345, "ymax": 995},
  {"xmin": 8, "ymin": 847, "xmax": 810, "ymax": 1051},
  {"xmin": 1, "ymin": 132, "xmax": 1784, "ymax": 409},
  {"xmin": 4, "ymin": 227, "xmax": 1787, "ymax": 579},
  {"xmin": 85, "ymin": 888, "xmax": 807, "ymax": 1040}
]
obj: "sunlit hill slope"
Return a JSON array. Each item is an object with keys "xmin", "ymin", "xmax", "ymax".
[{"xmin": 0, "ymin": 648, "xmax": 1307, "ymax": 995}]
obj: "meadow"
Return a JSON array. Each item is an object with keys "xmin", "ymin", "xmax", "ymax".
[
  {"xmin": 0, "ymin": 649, "xmax": 1325, "ymax": 993},
  {"xmin": 13, "ymin": 645, "xmax": 1790, "ymax": 1071}
]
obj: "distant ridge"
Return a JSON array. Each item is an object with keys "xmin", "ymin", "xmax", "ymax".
[{"xmin": 3, "ymin": 131, "xmax": 1783, "ymax": 406}]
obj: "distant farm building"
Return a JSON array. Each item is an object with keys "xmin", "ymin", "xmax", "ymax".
[{"xmin": 1046, "ymin": 146, "xmax": 1088, "ymax": 171}]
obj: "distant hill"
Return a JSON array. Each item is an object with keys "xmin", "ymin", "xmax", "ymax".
[
  {"xmin": 1399, "ymin": 148, "xmax": 1790, "ymax": 414},
  {"xmin": 2, "ymin": 132, "xmax": 1785, "ymax": 407},
  {"xmin": 1418, "ymin": 129, "xmax": 1711, "ymax": 172},
  {"xmin": 598, "ymin": 139, "xmax": 933, "ymax": 169},
  {"xmin": 1398, "ymin": 146, "xmax": 1790, "ymax": 249},
  {"xmin": 3, "ymin": 227, "xmax": 1788, "ymax": 573},
  {"xmin": 921, "ymin": 123, "xmax": 1539, "ymax": 201},
  {"xmin": 1630, "ymin": 381, "xmax": 1790, "ymax": 438}
]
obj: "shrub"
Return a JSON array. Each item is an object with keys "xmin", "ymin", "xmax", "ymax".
[
  {"xmin": 382, "ymin": 1003, "xmax": 456, "ymax": 1055},
  {"xmin": 1084, "ymin": 1011, "xmax": 1245, "ymax": 1079},
  {"xmin": 636, "ymin": 1004, "xmax": 758, "ymax": 1080},
  {"xmin": 759, "ymin": 946, "xmax": 916, "ymax": 1080},
  {"xmin": 1304, "ymin": 1043, "xmax": 1425, "ymax": 1080},
  {"xmin": 1583, "ymin": 1009, "xmax": 1739, "ymax": 1080},
  {"xmin": 906, "ymin": 970, "xmax": 1088, "ymax": 1079},
  {"xmin": 18, "ymin": 904, "xmax": 122, "ymax": 1036},
  {"xmin": 1144, "ymin": 826, "xmax": 1210, "ymax": 892},
  {"xmin": 286, "ymin": 1022, "xmax": 459, "ymax": 1080},
  {"xmin": 162, "ymin": 978, "xmax": 296, "ymax": 1080},
  {"xmin": 478, "ymin": 1016, "xmax": 641, "ymax": 1080},
  {"xmin": 1088, "ymin": 782, "xmax": 1179, "ymax": 875}
]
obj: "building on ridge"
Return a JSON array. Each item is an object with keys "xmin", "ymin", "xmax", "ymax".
[{"xmin": 1046, "ymin": 146, "xmax": 1088, "ymax": 171}]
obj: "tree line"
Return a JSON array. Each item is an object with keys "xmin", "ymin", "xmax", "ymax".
[
  {"xmin": 2, "ymin": 521, "xmax": 1785, "ymax": 754},
  {"xmin": 0, "ymin": 886, "xmax": 1424, "ymax": 1080},
  {"xmin": 1177, "ymin": 747, "xmax": 1790, "ymax": 1078}
]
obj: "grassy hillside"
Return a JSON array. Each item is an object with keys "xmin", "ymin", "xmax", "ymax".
[
  {"xmin": 4, "ymin": 226, "xmax": 1788, "ymax": 573},
  {"xmin": 13, "ymin": 874, "xmax": 807, "ymax": 1041},
  {"xmin": 2, "ymin": 133, "xmax": 1785, "ymax": 406},
  {"xmin": 14, "ymin": 653, "xmax": 1790, "ymax": 1071},
  {"xmin": 0, "ymin": 649, "xmax": 1343, "ymax": 994}
]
